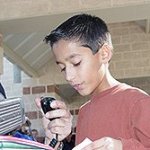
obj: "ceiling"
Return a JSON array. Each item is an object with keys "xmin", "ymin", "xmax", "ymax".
[
  {"xmin": 0, "ymin": 2, "xmax": 150, "ymax": 100},
  {"xmin": 0, "ymin": 3, "xmax": 150, "ymax": 78}
]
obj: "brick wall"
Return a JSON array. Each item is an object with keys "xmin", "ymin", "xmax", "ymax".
[
  {"xmin": 37, "ymin": 21, "xmax": 150, "ymax": 84},
  {"xmin": 22, "ymin": 21, "xmax": 150, "ymax": 137},
  {"xmin": 1, "ymin": 21, "xmax": 150, "ymax": 139},
  {"xmin": 22, "ymin": 76, "xmax": 150, "ymax": 136},
  {"xmin": 109, "ymin": 21, "xmax": 150, "ymax": 79},
  {"xmin": 0, "ymin": 34, "xmax": 3, "ymax": 74}
]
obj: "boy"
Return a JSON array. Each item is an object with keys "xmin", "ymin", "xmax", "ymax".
[{"xmin": 36, "ymin": 14, "xmax": 150, "ymax": 149}]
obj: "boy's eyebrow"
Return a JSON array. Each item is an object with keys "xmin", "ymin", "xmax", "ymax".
[
  {"xmin": 56, "ymin": 54, "xmax": 81, "ymax": 64},
  {"xmin": 56, "ymin": 61, "xmax": 61, "ymax": 65}
]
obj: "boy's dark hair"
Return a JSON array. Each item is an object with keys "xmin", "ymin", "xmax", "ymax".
[{"xmin": 44, "ymin": 14, "xmax": 112, "ymax": 54}]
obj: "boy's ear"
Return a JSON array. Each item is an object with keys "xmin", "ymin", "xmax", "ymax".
[{"xmin": 98, "ymin": 44, "xmax": 112, "ymax": 63}]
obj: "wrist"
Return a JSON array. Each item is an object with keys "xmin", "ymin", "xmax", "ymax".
[
  {"xmin": 56, "ymin": 141, "xmax": 64, "ymax": 150},
  {"xmin": 44, "ymin": 137, "xmax": 51, "ymax": 145}
]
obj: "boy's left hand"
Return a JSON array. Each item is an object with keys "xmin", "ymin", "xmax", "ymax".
[{"xmin": 82, "ymin": 137, "xmax": 122, "ymax": 150}]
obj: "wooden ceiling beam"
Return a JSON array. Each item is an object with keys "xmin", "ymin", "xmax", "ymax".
[{"xmin": 3, "ymin": 44, "xmax": 39, "ymax": 77}]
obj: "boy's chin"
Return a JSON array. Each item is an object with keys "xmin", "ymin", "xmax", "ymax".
[{"xmin": 78, "ymin": 90, "xmax": 91, "ymax": 97}]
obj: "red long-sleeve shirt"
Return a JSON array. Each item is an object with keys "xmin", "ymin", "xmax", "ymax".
[{"xmin": 76, "ymin": 83, "xmax": 150, "ymax": 149}]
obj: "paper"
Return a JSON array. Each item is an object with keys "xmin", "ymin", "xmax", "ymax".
[{"xmin": 72, "ymin": 138, "xmax": 92, "ymax": 150}]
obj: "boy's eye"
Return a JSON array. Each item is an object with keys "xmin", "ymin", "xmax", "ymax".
[
  {"xmin": 61, "ymin": 67, "xmax": 65, "ymax": 72},
  {"xmin": 74, "ymin": 61, "xmax": 81, "ymax": 66},
  {"xmin": 58, "ymin": 64, "xmax": 65, "ymax": 72},
  {"xmin": 59, "ymin": 61, "xmax": 81, "ymax": 72}
]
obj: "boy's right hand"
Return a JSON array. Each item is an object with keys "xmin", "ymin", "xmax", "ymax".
[{"xmin": 35, "ymin": 97, "xmax": 73, "ymax": 144}]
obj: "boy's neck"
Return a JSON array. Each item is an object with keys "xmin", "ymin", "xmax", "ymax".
[{"xmin": 91, "ymin": 69, "xmax": 120, "ymax": 96}]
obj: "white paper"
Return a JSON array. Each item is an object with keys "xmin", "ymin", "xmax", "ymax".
[{"xmin": 72, "ymin": 138, "xmax": 92, "ymax": 150}]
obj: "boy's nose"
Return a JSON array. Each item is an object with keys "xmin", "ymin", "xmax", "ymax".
[{"xmin": 65, "ymin": 68, "xmax": 76, "ymax": 82}]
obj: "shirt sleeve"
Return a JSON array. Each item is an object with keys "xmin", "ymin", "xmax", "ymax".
[{"xmin": 121, "ymin": 97, "xmax": 150, "ymax": 149}]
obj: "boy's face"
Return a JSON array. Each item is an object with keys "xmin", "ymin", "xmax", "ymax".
[{"xmin": 52, "ymin": 40, "xmax": 107, "ymax": 96}]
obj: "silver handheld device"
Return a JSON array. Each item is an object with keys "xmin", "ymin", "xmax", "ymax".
[{"xmin": 0, "ymin": 97, "xmax": 25, "ymax": 135}]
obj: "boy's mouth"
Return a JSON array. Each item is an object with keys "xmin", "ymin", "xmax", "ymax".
[{"xmin": 72, "ymin": 83, "xmax": 84, "ymax": 91}]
